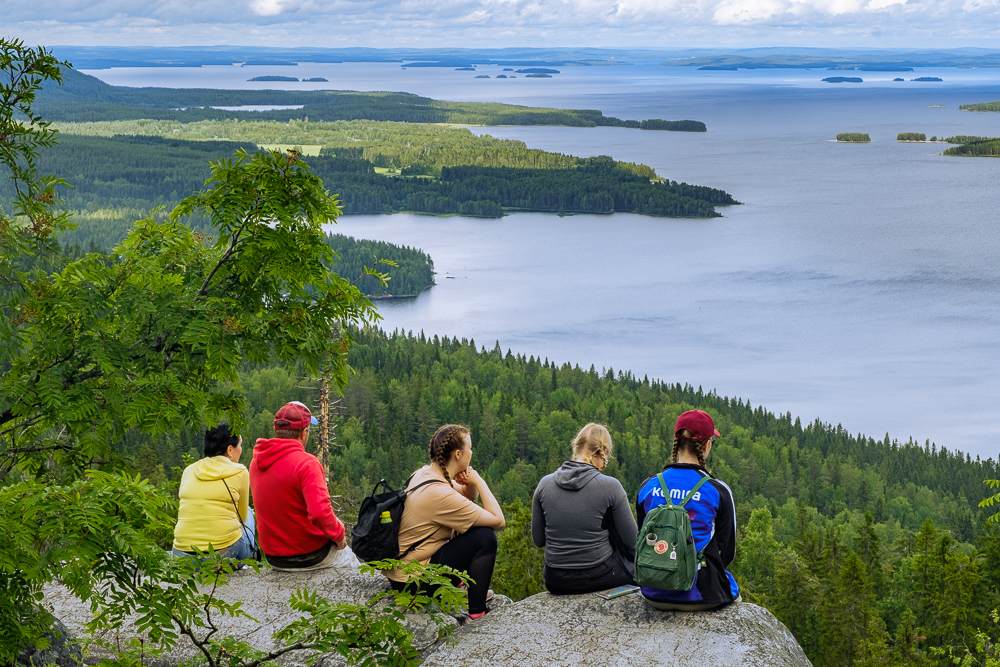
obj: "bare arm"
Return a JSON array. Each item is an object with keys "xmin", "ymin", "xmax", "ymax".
[
  {"xmin": 453, "ymin": 469, "xmax": 480, "ymax": 501},
  {"xmin": 465, "ymin": 467, "xmax": 505, "ymax": 530}
]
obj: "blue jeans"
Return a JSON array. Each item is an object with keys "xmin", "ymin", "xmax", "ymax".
[{"xmin": 172, "ymin": 509, "xmax": 257, "ymax": 560}]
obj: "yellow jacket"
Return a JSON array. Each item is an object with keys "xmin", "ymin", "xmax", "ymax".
[{"xmin": 173, "ymin": 456, "xmax": 250, "ymax": 552}]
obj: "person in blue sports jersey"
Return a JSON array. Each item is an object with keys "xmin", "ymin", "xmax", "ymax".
[{"xmin": 635, "ymin": 410, "xmax": 740, "ymax": 611}]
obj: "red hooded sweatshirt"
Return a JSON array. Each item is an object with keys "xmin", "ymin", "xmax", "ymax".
[{"xmin": 249, "ymin": 437, "xmax": 345, "ymax": 557}]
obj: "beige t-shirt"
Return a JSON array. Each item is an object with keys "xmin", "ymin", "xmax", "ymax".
[{"xmin": 384, "ymin": 465, "xmax": 484, "ymax": 582}]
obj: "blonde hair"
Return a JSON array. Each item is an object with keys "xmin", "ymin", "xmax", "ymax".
[{"xmin": 571, "ymin": 423, "xmax": 613, "ymax": 469}]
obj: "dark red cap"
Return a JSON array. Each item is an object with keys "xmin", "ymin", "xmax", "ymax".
[
  {"xmin": 274, "ymin": 401, "xmax": 318, "ymax": 430},
  {"xmin": 675, "ymin": 410, "xmax": 720, "ymax": 442}
]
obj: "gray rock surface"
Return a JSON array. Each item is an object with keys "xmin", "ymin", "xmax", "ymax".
[
  {"xmin": 43, "ymin": 566, "xmax": 453, "ymax": 667},
  {"xmin": 17, "ymin": 617, "xmax": 82, "ymax": 667},
  {"xmin": 423, "ymin": 592, "xmax": 812, "ymax": 667},
  {"xmin": 44, "ymin": 572, "xmax": 809, "ymax": 667}
]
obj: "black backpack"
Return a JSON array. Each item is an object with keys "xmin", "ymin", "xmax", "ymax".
[{"xmin": 351, "ymin": 475, "xmax": 445, "ymax": 563}]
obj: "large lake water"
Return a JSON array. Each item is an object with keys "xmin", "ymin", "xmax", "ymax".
[{"xmin": 85, "ymin": 62, "xmax": 1000, "ymax": 460}]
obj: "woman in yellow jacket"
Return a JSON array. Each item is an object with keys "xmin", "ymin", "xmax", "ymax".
[{"xmin": 172, "ymin": 423, "xmax": 256, "ymax": 559}]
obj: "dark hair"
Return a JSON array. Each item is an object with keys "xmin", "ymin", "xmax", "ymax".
[
  {"xmin": 671, "ymin": 428, "xmax": 709, "ymax": 470},
  {"xmin": 274, "ymin": 419, "xmax": 305, "ymax": 440},
  {"xmin": 204, "ymin": 422, "xmax": 240, "ymax": 458},
  {"xmin": 428, "ymin": 424, "xmax": 471, "ymax": 486}
]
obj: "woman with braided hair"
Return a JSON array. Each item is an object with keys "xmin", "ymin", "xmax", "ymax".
[
  {"xmin": 635, "ymin": 410, "xmax": 740, "ymax": 610},
  {"xmin": 385, "ymin": 424, "xmax": 505, "ymax": 620},
  {"xmin": 532, "ymin": 423, "xmax": 638, "ymax": 594}
]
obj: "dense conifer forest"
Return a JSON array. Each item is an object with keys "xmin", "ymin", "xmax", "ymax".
[{"xmin": 124, "ymin": 327, "xmax": 1000, "ymax": 667}]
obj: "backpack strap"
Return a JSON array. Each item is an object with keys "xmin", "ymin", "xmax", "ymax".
[
  {"xmin": 406, "ymin": 478, "xmax": 446, "ymax": 495},
  {"xmin": 656, "ymin": 473, "xmax": 673, "ymax": 507},
  {"xmin": 680, "ymin": 475, "xmax": 711, "ymax": 507},
  {"xmin": 398, "ymin": 478, "xmax": 446, "ymax": 558},
  {"xmin": 656, "ymin": 472, "xmax": 711, "ymax": 508}
]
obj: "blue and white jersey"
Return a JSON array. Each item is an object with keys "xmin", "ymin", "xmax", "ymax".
[{"xmin": 636, "ymin": 463, "xmax": 739, "ymax": 605}]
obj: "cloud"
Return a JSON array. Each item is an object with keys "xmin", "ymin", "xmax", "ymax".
[{"xmin": 4, "ymin": 0, "xmax": 1000, "ymax": 46}]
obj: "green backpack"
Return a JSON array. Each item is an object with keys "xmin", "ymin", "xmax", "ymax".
[{"xmin": 635, "ymin": 473, "xmax": 710, "ymax": 591}]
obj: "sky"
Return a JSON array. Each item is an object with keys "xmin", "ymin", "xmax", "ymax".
[{"xmin": 4, "ymin": 0, "xmax": 1000, "ymax": 49}]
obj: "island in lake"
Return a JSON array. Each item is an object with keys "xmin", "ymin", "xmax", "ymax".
[
  {"xmin": 912, "ymin": 77, "xmax": 943, "ymax": 82},
  {"xmin": 897, "ymin": 133, "xmax": 926, "ymax": 142},
  {"xmin": 247, "ymin": 75, "xmax": 299, "ymax": 82},
  {"xmin": 526, "ymin": 73, "xmax": 552, "ymax": 78},
  {"xmin": 517, "ymin": 68, "xmax": 560, "ymax": 74},
  {"xmin": 455, "ymin": 67, "xmax": 476, "ymax": 71},
  {"xmin": 303, "ymin": 77, "xmax": 328, "ymax": 82},
  {"xmin": 837, "ymin": 133, "xmax": 871, "ymax": 143},
  {"xmin": 496, "ymin": 74, "xmax": 508, "ymax": 78},
  {"xmin": 823, "ymin": 77, "xmax": 863, "ymax": 83},
  {"xmin": 475, "ymin": 75, "xmax": 490, "ymax": 78},
  {"xmin": 894, "ymin": 78, "xmax": 905, "ymax": 82}
]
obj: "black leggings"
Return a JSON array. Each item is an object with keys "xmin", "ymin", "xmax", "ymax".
[
  {"xmin": 544, "ymin": 550, "xmax": 635, "ymax": 595},
  {"xmin": 390, "ymin": 526, "xmax": 497, "ymax": 614}
]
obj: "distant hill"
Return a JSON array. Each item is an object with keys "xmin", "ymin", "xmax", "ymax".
[{"xmin": 34, "ymin": 67, "xmax": 706, "ymax": 132}]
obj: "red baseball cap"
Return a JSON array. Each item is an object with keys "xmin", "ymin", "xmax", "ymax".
[
  {"xmin": 274, "ymin": 401, "xmax": 318, "ymax": 430},
  {"xmin": 675, "ymin": 410, "xmax": 720, "ymax": 442}
]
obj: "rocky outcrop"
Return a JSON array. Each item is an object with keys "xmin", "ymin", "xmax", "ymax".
[
  {"xmin": 43, "ymin": 567, "xmax": 450, "ymax": 667},
  {"xmin": 16, "ymin": 617, "xmax": 82, "ymax": 667},
  {"xmin": 44, "ymin": 570, "xmax": 810, "ymax": 667},
  {"xmin": 424, "ymin": 592, "xmax": 811, "ymax": 667}
]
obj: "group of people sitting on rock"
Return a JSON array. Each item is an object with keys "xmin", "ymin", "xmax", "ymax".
[{"xmin": 173, "ymin": 400, "xmax": 739, "ymax": 618}]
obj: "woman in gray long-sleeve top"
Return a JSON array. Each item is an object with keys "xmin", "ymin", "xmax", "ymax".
[{"xmin": 531, "ymin": 423, "xmax": 638, "ymax": 594}]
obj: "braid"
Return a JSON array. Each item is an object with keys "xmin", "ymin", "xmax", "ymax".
[
  {"xmin": 672, "ymin": 432, "xmax": 711, "ymax": 473},
  {"xmin": 428, "ymin": 424, "xmax": 470, "ymax": 485},
  {"xmin": 433, "ymin": 448, "xmax": 452, "ymax": 486},
  {"xmin": 694, "ymin": 440, "xmax": 708, "ymax": 470}
]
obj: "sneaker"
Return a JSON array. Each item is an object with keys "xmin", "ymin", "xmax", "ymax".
[{"xmin": 465, "ymin": 609, "xmax": 489, "ymax": 623}]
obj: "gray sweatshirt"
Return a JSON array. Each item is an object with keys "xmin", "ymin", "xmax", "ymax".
[{"xmin": 531, "ymin": 460, "xmax": 639, "ymax": 569}]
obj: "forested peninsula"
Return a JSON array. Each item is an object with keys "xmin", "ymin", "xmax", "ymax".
[
  {"xmin": 43, "ymin": 126, "xmax": 737, "ymax": 218},
  {"xmin": 36, "ymin": 67, "xmax": 705, "ymax": 131},
  {"xmin": 942, "ymin": 138, "xmax": 1000, "ymax": 156}
]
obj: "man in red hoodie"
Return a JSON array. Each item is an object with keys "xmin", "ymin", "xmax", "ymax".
[{"xmin": 250, "ymin": 401, "xmax": 347, "ymax": 570}]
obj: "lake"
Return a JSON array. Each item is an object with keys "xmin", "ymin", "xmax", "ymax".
[{"xmin": 84, "ymin": 61, "xmax": 1000, "ymax": 460}]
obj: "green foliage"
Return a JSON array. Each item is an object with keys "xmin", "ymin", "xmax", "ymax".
[
  {"xmin": 979, "ymin": 479, "xmax": 1000, "ymax": 523},
  {"xmin": 0, "ymin": 148, "xmax": 379, "ymax": 481},
  {"xmin": 0, "ymin": 472, "xmax": 176, "ymax": 662},
  {"xmin": 492, "ymin": 499, "xmax": 545, "ymax": 601},
  {"xmin": 837, "ymin": 133, "xmax": 872, "ymax": 143},
  {"xmin": 897, "ymin": 133, "xmax": 927, "ymax": 141},
  {"xmin": 733, "ymin": 508, "xmax": 781, "ymax": 604}
]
